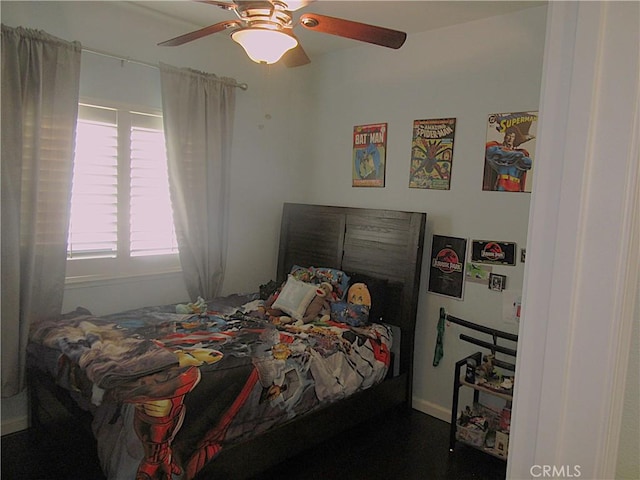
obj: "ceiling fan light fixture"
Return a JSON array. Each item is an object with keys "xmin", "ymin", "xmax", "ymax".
[{"xmin": 231, "ymin": 27, "xmax": 298, "ymax": 64}]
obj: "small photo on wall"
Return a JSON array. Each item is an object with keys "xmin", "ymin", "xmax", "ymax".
[
  {"xmin": 428, "ymin": 235, "xmax": 467, "ymax": 300},
  {"xmin": 353, "ymin": 123, "xmax": 387, "ymax": 187},
  {"xmin": 483, "ymin": 111, "xmax": 538, "ymax": 192},
  {"xmin": 409, "ymin": 118, "xmax": 456, "ymax": 190},
  {"xmin": 489, "ymin": 273, "xmax": 507, "ymax": 292}
]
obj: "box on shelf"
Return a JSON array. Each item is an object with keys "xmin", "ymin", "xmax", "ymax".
[
  {"xmin": 499, "ymin": 406, "xmax": 511, "ymax": 432},
  {"xmin": 494, "ymin": 430, "xmax": 509, "ymax": 458},
  {"xmin": 473, "ymin": 402, "xmax": 501, "ymax": 430},
  {"xmin": 456, "ymin": 402, "xmax": 499, "ymax": 448},
  {"xmin": 456, "ymin": 421, "xmax": 487, "ymax": 447}
]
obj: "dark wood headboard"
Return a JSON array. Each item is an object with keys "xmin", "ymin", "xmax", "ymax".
[{"xmin": 276, "ymin": 203, "xmax": 426, "ymax": 380}]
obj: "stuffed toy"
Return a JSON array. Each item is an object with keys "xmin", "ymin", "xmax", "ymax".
[
  {"xmin": 272, "ymin": 315, "xmax": 294, "ymax": 326},
  {"xmin": 302, "ymin": 282, "xmax": 334, "ymax": 324},
  {"xmin": 176, "ymin": 296, "xmax": 207, "ymax": 315},
  {"xmin": 347, "ymin": 282, "xmax": 371, "ymax": 307},
  {"xmin": 476, "ymin": 354, "xmax": 497, "ymax": 378},
  {"xmin": 263, "ymin": 281, "xmax": 285, "ymax": 318}
]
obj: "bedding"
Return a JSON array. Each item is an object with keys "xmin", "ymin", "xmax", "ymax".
[{"xmin": 28, "ymin": 285, "xmax": 392, "ymax": 480}]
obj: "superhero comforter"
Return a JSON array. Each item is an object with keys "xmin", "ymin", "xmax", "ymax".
[{"xmin": 27, "ymin": 294, "xmax": 392, "ymax": 480}]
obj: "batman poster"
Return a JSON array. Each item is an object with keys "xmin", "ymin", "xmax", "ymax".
[{"xmin": 352, "ymin": 123, "xmax": 387, "ymax": 187}]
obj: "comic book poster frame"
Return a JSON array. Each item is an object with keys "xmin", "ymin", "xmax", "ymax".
[
  {"xmin": 409, "ymin": 117, "xmax": 456, "ymax": 190},
  {"xmin": 483, "ymin": 111, "xmax": 538, "ymax": 193},
  {"xmin": 352, "ymin": 123, "xmax": 387, "ymax": 187},
  {"xmin": 351, "ymin": 123, "xmax": 388, "ymax": 187},
  {"xmin": 428, "ymin": 234, "xmax": 467, "ymax": 300}
]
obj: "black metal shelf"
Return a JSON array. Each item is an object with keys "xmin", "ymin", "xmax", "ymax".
[{"xmin": 442, "ymin": 308, "xmax": 517, "ymax": 461}]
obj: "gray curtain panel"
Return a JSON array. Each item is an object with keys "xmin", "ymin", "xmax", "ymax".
[
  {"xmin": 1, "ymin": 25, "xmax": 81, "ymax": 397},
  {"xmin": 159, "ymin": 63, "xmax": 236, "ymax": 300}
]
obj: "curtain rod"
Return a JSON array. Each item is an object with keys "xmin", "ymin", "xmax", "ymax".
[{"xmin": 82, "ymin": 47, "xmax": 249, "ymax": 91}]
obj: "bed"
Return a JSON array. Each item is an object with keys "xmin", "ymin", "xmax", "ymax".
[{"xmin": 27, "ymin": 203, "xmax": 426, "ymax": 480}]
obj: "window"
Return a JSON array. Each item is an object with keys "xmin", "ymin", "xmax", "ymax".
[{"xmin": 66, "ymin": 102, "xmax": 179, "ymax": 280}]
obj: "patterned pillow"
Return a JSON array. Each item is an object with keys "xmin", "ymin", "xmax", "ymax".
[
  {"xmin": 272, "ymin": 275, "xmax": 319, "ymax": 321},
  {"xmin": 311, "ymin": 267, "xmax": 351, "ymax": 299},
  {"xmin": 289, "ymin": 265, "xmax": 314, "ymax": 283},
  {"xmin": 330, "ymin": 301, "xmax": 370, "ymax": 327}
]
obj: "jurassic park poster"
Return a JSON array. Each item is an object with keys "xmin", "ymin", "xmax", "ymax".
[{"xmin": 428, "ymin": 235, "xmax": 467, "ymax": 300}]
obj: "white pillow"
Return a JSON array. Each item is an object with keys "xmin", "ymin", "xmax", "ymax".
[{"xmin": 272, "ymin": 275, "xmax": 318, "ymax": 321}]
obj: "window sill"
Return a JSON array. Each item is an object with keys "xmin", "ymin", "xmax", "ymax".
[{"xmin": 65, "ymin": 267, "xmax": 183, "ymax": 289}]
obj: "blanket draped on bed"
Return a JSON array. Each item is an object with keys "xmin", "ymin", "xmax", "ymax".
[{"xmin": 28, "ymin": 295, "xmax": 391, "ymax": 480}]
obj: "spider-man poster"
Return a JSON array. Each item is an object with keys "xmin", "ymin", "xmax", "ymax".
[
  {"xmin": 409, "ymin": 118, "xmax": 456, "ymax": 190},
  {"xmin": 428, "ymin": 234, "xmax": 467, "ymax": 299}
]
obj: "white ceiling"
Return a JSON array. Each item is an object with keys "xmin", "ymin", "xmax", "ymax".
[{"xmin": 129, "ymin": 0, "xmax": 545, "ymax": 58}]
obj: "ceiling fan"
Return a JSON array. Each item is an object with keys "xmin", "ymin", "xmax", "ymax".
[{"xmin": 158, "ymin": 0, "xmax": 407, "ymax": 67}]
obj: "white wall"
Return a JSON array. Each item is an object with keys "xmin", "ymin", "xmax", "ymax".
[
  {"xmin": 617, "ymin": 291, "xmax": 639, "ymax": 479},
  {"xmin": 304, "ymin": 6, "xmax": 547, "ymax": 419},
  {"xmin": 508, "ymin": 3, "xmax": 639, "ymax": 478}
]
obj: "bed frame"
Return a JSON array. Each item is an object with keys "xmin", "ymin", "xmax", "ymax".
[{"xmin": 28, "ymin": 203, "xmax": 426, "ymax": 479}]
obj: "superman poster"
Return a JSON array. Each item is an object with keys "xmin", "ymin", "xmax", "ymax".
[
  {"xmin": 428, "ymin": 235, "xmax": 467, "ymax": 299},
  {"xmin": 353, "ymin": 123, "xmax": 387, "ymax": 187},
  {"xmin": 483, "ymin": 111, "xmax": 538, "ymax": 192}
]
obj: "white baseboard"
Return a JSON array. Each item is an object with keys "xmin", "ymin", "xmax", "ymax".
[
  {"xmin": 1, "ymin": 415, "xmax": 29, "ymax": 436},
  {"xmin": 412, "ymin": 397, "xmax": 452, "ymax": 423}
]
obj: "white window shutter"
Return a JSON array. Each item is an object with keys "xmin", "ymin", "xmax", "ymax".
[
  {"xmin": 129, "ymin": 112, "xmax": 177, "ymax": 256},
  {"xmin": 68, "ymin": 105, "xmax": 118, "ymax": 258}
]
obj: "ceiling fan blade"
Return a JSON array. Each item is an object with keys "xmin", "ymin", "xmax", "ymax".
[
  {"xmin": 282, "ymin": 42, "xmax": 311, "ymax": 67},
  {"xmin": 158, "ymin": 20, "xmax": 240, "ymax": 47},
  {"xmin": 299, "ymin": 13, "xmax": 406, "ymax": 49}
]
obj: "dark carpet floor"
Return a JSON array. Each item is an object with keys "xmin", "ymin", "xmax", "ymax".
[{"xmin": 2, "ymin": 407, "xmax": 506, "ymax": 480}]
